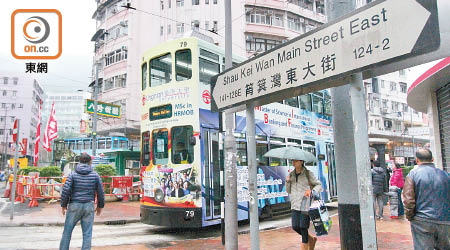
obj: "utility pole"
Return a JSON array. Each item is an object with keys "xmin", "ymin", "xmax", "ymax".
[
  {"xmin": 246, "ymin": 102, "xmax": 259, "ymax": 249},
  {"xmin": 10, "ymin": 119, "xmax": 19, "ymax": 220},
  {"xmin": 2, "ymin": 108, "xmax": 9, "ymax": 172},
  {"xmin": 327, "ymin": 0, "xmax": 377, "ymax": 249},
  {"xmin": 92, "ymin": 63, "xmax": 99, "ymax": 157},
  {"xmin": 224, "ymin": 0, "xmax": 238, "ymax": 249}
]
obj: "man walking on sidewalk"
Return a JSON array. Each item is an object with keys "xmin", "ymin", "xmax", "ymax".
[
  {"xmin": 403, "ymin": 148, "xmax": 450, "ymax": 250},
  {"xmin": 59, "ymin": 153, "xmax": 105, "ymax": 250}
]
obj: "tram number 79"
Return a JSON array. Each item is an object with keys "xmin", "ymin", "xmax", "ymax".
[{"xmin": 185, "ymin": 210, "xmax": 195, "ymax": 218}]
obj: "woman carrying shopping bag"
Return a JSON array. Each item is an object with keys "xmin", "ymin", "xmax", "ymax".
[{"xmin": 286, "ymin": 159, "xmax": 322, "ymax": 250}]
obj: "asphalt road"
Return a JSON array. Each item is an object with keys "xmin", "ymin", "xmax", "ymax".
[{"xmin": 0, "ymin": 213, "xmax": 300, "ymax": 250}]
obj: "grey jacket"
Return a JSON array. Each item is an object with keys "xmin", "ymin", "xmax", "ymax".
[
  {"xmin": 402, "ymin": 163, "xmax": 450, "ymax": 223},
  {"xmin": 371, "ymin": 167, "xmax": 387, "ymax": 195},
  {"xmin": 286, "ymin": 168, "xmax": 322, "ymax": 211}
]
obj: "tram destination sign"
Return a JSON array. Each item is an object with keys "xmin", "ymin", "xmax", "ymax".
[{"xmin": 211, "ymin": 0, "xmax": 440, "ymax": 112}]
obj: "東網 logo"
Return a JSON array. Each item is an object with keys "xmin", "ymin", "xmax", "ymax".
[{"xmin": 11, "ymin": 9, "xmax": 62, "ymax": 59}]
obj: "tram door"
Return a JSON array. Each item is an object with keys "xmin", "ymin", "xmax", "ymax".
[
  {"xmin": 326, "ymin": 143, "xmax": 338, "ymax": 198},
  {"xmin": 202, "ymin": 128, "xmax": 222, "ymax": 220}
]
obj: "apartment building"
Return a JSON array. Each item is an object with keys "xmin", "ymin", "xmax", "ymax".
[
  {"xmin": 90, "ymin": 0, "xmax": 327, "ymax": 148},
  {"xmin": 365, "ymin": 70, "xmax": 430, "ymax": 165},
  {"xmin": 0, "ymin": 73, "xmax": 45, "ymax": 167}
]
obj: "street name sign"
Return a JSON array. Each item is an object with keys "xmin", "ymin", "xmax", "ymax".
[
  {"xmin": 408, "ymin": 127, "xmax": 430, "ymax": 136},
  {"xmin": 85, "ymin": 99, "xmax": 121, "ymax": 118},
  {"xmin": 212, "ymin": 0, "xmax": 440, "ymax": 112}
]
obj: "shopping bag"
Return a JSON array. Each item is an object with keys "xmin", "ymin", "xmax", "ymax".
[{"xmin": 309, "ymin": 200, "xmax": 332, "ymax": 236}]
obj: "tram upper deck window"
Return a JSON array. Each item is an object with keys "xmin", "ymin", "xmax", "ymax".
[
  {"xmin": 119, "ymin": 140, "xmax": 127, "ymax": 149},
  {"xmin": 171, "ymin": 126, "xmax": 194, "ymax": 164},
  {"xmin": 142, "ymin": 63, "xmax": 147, "ymax": 90},
  {"xmin": 312, "ymin": 92, "xmax": 324, "ymax": 114},
  {"xmin": 176, "ymin": 49, "xmax": 192, "ymax": 81},
  {"xmin": 200, "ymin": 58, "xmax": 220, "ymax": 85},
  {"xmin": 299, "ymin": 94, "xmax": 312, "ymax": 111},
  {"xmin": 200, "ymin": 49, "xmax": 219, "ymax": 62},
  {"xmin": 150, "ymin": 53, "xmax": 172, "ymax": 87},
  {"xmin": 152, "ymin": 129, "xmax": 169, "ymax": 165},
  {"xmin": 142, "ymin": 131, "xmax": 150, "ymax": 166},
  {"xmin": 106, "ymin": 138, "xmax": 112, "ymax": 149},
  {"xmin": 98, "ymin": 139, "xmax": 106, "ymax": 149},
  {"xmin": 285, "ymin": 96, "xmax": 299, "ymax": 108}
]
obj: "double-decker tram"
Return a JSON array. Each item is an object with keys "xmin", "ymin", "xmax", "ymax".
[{"xmin": 140, "ymin": 37, "xmax": 336, "ymax": 228}]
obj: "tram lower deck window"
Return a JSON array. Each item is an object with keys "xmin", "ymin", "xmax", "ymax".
[
  {"xmin": 152, "ymin": 129, "xmax": 169, "ymax": 165},
  {"xmin": 171, "ymin": 126, "xmax": 194, "ymax": 164}
]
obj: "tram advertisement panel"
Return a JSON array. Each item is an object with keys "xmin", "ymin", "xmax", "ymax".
[
  {"xmin": 236, "ymin": 102, "xmax": 333, "ymax": 141},
  {"xmin": 141, "ymin": 84, "xmax": 202, "ymax": 208}
]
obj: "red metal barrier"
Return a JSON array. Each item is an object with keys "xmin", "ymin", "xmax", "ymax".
[{"xmin": 11, "ymin": 175, "xmax": 141, "ymax": 208}]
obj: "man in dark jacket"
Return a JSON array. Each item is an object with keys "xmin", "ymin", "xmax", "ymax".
[
  {"xmin": 403, "ymin": 148, "xmax": 449, "ymax": 250},
  {"xmin": 371, "ymin": 160, "xmax": 387, "ymax": 219},
  {"xmin": 59, "ymin": 153, "xmax": 105, "ymax": 250}
]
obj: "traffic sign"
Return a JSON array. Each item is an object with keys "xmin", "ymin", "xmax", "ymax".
[
  {"xmin": 12, "ymin": 119, "xmax": 18, "ymax": 143},
  {"xmin": 85, "ymin": 99, "xmax": 121, "ymax": 118},
  {"xmin": 212, "ymin": 0, "xmax": 440, "ymax": 111}
]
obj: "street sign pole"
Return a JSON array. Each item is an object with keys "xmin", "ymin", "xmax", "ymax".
[
  {"xmin": 10, "ymin": 119, "xmax": 20, "ymax": 220},
  {"xmin": 93, "ymin": 63, "xmax": 99, "ymax": 156},
  {"xmin": 328, "ymin": 1, "xmax": 377, "ymax": 249},
  {"xmin": 224, "ymin": 0, "xmax": 238, "ymax": 249},
  {"xmin": 246, "ymin": 103, "xmax": 259, "ymax": 249}
]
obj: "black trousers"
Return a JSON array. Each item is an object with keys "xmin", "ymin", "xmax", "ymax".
[{"xmin": 292, "ymin": 210, "xmax": 310, "ymax": 243}]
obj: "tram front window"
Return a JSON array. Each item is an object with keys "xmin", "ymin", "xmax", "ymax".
[
  {"xmin": 171, "ymin": 126, "xmax": 194, "ymax": 164},
  {"xmin": 152, "ymin": 129, "xmax": 169, "ymax": 165},
  {"xmin": 150, "ymin": 53, "xmax": 172, "ymax": 87},
  {"xmin": 176, "ymin": 49, "xmax": 192, "ymax": 81}
]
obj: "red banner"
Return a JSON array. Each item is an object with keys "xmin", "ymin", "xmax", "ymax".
[
  {"xmin": 112, "ymin": 176, "xmax": 133, "ymax": 189},
  {"xmin": 13, "ymin": 119, "xmax": 18, "ymax": 143},
  {"xmin": 20, "ymin": 138, "xmax": 27, "ymax": 156},
  {"xmin": 43, "ymin": 102, "xmax": 58, "ymax": 152}
]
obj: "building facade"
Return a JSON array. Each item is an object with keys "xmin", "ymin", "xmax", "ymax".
[
  {"xmin": 364, "ymin": 70, "xmax": 430, "ymax": 166},
  {"xmin": 0, "ymin": 73, "xmax": 45, "ymax": 167},
  {"xmin": 90, "ymin": 0, "xmax": 326, "ymax": 149},
  {"xmin": 43, "ymin": 91, "xmax": 92, "ymax": 139},
  {"xmin": 407, "ymin": 56, "xmax": 450, "ymax": 172}
]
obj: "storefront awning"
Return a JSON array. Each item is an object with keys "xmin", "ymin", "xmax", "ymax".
[{"xmin": 407, "ymin": 57, "xmax": 450, "ymax": 113}]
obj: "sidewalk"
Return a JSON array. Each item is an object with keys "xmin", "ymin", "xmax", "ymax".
[
  {"xmin": 0, "ymin": 198, "xmax": 141, "ymax": 227},
  {"xmin": 99, "ymin": 212, "xmax": 412, "ymax": 250}
]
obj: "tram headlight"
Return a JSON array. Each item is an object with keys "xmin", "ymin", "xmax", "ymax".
[{"xmin": 154, "ymin": 188, "xmax": 165, "ymax": 203}]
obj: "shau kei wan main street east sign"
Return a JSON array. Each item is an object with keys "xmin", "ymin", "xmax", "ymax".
[{"xmin": 211, "ymin": 0, "xmax": 440, "ymax": 112}]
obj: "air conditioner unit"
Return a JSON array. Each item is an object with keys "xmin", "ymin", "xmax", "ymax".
[
  {"xmin": 119, "ymin": 21, "xmax": 128, "ymax": 27},
  {"xmin": 121, "ymin": 45, "xmax": 127, "ymax": 51},
  {"xmin": 282, "ymin": 39, "xmax": 288, "ymax": 43},
  {"xmin": 267, "ymin": 10, "xmax": 274, "ymax": 15},
  {"xmin": 246, "ymin": 35, "xmax": 253, "ymax": 41}
]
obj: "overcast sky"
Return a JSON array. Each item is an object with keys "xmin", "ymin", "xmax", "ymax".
[{"xmin": 0, "ymin": 0, "xmax": 97, "ymax": 93}]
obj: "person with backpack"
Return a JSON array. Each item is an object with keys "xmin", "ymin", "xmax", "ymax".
[
  {"xmin": 59, "ymin": 153, "xmax": 105, "ymax": 250},
  {"xmin": 371, "ymin": 160, "xmax": 387, "ymax": 219},
  {"xmin": 286, "ymin": 159, "xmax": 322, "ymax": 250}
]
